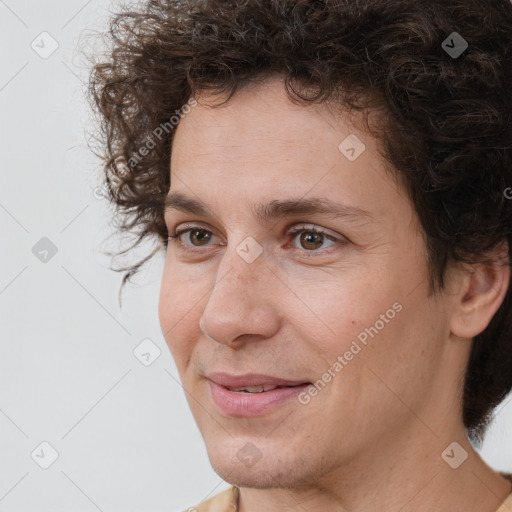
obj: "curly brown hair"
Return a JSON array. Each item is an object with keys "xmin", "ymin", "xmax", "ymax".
[{"xmin": 87, "ymin": 0, "xmax": 512, "ymax": 445}]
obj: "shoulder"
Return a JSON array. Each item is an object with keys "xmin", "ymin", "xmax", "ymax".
[
  {"xmin": 179, "ymin": 486, "xmax": 239, "ymax": 512},
  {"xmin": 496, "ymin": 471, "xmax": 512, "ymax": 512}
]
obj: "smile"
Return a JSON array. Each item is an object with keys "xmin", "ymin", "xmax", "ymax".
[{"xmin": 206, "ymin": 373, "xmax": 312, "ymax": 416}]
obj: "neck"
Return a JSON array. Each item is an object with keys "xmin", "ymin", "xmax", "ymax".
[{"xmin": 237, "ymin": 422, "xmax": 512, "ymax": 512}]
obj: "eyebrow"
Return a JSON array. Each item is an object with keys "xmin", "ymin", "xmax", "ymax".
[{"xmin": 164, "ymin": 190, "xmax": 375, "ymax": 225}]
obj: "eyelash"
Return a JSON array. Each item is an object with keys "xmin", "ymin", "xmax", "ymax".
[{"xmin": 166, "ymin": 224, "xmax": 346, "ymax": 256}]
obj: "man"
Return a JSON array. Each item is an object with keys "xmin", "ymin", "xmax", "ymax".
[{"xmin": 88, "ymin": 1, "xmax": 512, "ymax": 510}]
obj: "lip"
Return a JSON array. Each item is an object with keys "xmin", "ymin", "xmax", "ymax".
[
  {"xmin": 206, "ymin": 372, "xmax": 309, "ymax": 388},
  {"xmin": 206, "ymin": 372, "xmax": 312, "ymax": 417}
]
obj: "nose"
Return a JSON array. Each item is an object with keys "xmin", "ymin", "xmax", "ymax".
[{"xmin": 199, "ymin": 243, "xmax": 281, "ymax": 347}]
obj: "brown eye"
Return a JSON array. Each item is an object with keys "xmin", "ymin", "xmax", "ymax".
[
  {"xmin": 288, "ymin": 225, "xmax": 342, "ymax": 252},
  {"xmin": 188, "ymin": 229, "xmax": 211, "ymax": 246},
  {"xmin": 299, "ymin": 231, "xmax": 325, "ymax": 250},
  {"xmin": 168, "ymin": 227, "xmax": 216, "ymax": 249}
]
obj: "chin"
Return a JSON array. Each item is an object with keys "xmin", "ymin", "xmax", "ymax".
[
  {"xmin": 214, "ymin": 465, "xmax": 283, "ymax": 488},
  {"xmin": 206, "ymin": 442, "xmax": 322, "ymax": 489}
]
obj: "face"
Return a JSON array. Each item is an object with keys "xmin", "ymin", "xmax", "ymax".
[{"xmin": 158, "ymin": 76, "xmax": 464, "ymax": 488}]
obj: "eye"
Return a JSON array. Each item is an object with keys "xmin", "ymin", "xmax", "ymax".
[
  {"xmin": 286, "ymin": 224, "xmax": 345, "ymax": 253},
  {"xmin": 167, "ymin": 226, "xmax": 219, "ymax": 251},
  {"xmin": 166, "ymin": 223, "xmax": 347, "ymax": 255}
]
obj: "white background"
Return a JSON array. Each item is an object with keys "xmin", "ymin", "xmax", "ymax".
[{"xmin": 0, "ymin": 1, "xmax": 511, "ymax": 511}]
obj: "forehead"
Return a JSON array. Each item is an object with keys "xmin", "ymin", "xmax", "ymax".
[
  {"xmin": 175, "ymin": 77, "xmax": 366, "ymax": 153},
  {"xmin": 168, "ymin": 77, "xmax": 408, "ymax": 228}
]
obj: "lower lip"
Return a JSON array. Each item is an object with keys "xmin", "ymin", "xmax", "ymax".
[{"xmin": 208, "ymin": 380, "xmax": 311, "ymax": 417}]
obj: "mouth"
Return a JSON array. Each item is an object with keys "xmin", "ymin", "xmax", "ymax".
[
  {"xmin": 205, "ymin": 372, "xmax": 313, "ymax": 416},
  {"xmin": 206, "ymin": 372, "xmax": 311, "ymax": 388},
  {"xmin": 223, "ymin": 383, "xmax": 308, "ymax": 393}
]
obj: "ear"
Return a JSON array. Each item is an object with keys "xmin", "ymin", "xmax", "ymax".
[{"xmin": 450, "ymin": 242, "xmax": 510, "ymax": 339}]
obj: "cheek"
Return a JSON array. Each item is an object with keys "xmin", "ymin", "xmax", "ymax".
[
  {"xmin": 325, "ymin": 284, "xmax": 444, "ymax": 433},
  {"xmin": 158, "ymin": 265, "xmax": 205, "ymax": 366},
  {"xmin": 297, "ymin": 271, "xmax": 399, "ymax": 353},
  {"xmin": 296, "ymin": 266, "xmax": 425, "ymax": 412}
]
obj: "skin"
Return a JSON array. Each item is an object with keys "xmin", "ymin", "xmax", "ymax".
[{"xmin": 158, "ymin": 75, "xmax": 511, "ymax": 512}]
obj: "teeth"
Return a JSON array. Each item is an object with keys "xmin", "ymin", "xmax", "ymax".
[{"xmin": 228, "ymin": 385, "xmax": 279, "ymax": 393}]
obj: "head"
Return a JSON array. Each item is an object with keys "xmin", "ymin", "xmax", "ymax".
[{"xmin": 88, "ymin": 0, "xmax": 512, "ymax": 487}]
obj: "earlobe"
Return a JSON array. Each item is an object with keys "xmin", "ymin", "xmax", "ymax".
[{"xmin": 450, "ymin": 245, "xmax": 510, "ymax": 339}]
